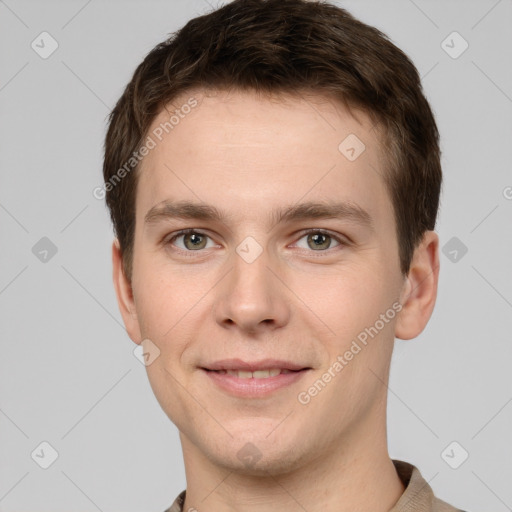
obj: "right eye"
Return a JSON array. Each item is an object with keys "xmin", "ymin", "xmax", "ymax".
[{"xmin": 166, "ymin": 229, "xmax": 217, "ymax": 251}]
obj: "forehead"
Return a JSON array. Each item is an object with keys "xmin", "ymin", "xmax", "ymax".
[{"xmin": 135, "ymin": 88, "xmax": 392, "ymax": 230}]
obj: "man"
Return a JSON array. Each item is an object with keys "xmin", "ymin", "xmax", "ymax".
[{"xmin": 102, "ymin": 0, "xmax": 465, "ymax": 510}]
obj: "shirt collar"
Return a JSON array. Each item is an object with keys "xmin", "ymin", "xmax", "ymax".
[{"xmin": 164, "ymin": 459, "xmax": 462, "ymax": 512}]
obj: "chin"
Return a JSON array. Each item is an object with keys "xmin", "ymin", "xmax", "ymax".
[{"xmin": 205, "ymin": 433, "xmax": 311, "ymax": 477}]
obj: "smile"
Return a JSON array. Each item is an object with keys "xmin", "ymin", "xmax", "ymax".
[
  {"xmin": 213, "ymin": 368, "xmax": 295, "ymax": 379},
  {"xmin": 201, "ymin": 367, "xmax": 310, "ymax": 397}
]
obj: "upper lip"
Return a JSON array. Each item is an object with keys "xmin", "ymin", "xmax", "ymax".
[{"xmin": 202, "ymin": 358, "xmax": 310, "ymax": 372}]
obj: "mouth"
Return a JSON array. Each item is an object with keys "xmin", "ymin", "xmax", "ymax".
[
  {"xmin": 200, "ymin": 359, "xmax": 312, "ymax": 397},
  {"xmin": 205, "ymin": 368, "xmax": 299, "ymax": 379}
]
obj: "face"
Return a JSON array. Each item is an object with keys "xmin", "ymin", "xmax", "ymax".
[{"xmin": 113, "ymin": 89, "xmax": 437, "ymax": 475}]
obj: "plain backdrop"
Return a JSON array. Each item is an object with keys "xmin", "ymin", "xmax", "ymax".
[{"xmin": 1, "ymin": 0, "xmax": 511, "ymax": 511}]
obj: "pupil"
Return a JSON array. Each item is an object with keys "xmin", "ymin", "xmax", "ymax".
[
  {"xmin": 310, "ymin": 233, "xmax": 329, "ymax": 249},
  {"xmin": 186, "ymin": 232, "xmax": 205, "ymax": 250}
]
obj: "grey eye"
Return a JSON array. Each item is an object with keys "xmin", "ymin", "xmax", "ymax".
[
  {"xmin": 172, "ymin": 231, "xmax": 214, "ymax": 251},
  {"xmin": 295, "ymin": 231, "xmax": 340, "ymax": 251}
]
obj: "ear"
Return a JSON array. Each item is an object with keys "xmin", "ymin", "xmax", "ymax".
[
  {"xmin": 395, "ymin": 231, "xmax": 440, "ymax": 340},
  {"xmin": 112, "ymin": 239, "xmax": 142, "ymax": 344}
]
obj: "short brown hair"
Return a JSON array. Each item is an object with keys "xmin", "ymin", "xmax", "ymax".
[{"xmin": 103, "ymin": 0, "xmax": 441, "ymax": 280}]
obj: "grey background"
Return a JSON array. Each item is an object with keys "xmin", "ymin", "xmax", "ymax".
[{"xmin": 1, "ymin": 0, "xmax": 511, "ymax": 510}]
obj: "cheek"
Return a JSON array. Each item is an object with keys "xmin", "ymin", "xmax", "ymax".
[
  {"xmin": 287, "ymin": 262, "xmax": 395, "ymax": 342},
  {"xmin": 133, "ymin": 264, "xmax": 187, "ymax": 340},
  {"xmin": 132, "ymin": 262, "xmax": 216, "ymax": 372}
]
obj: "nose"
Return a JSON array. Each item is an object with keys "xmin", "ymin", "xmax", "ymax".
[{"xmin": 213, "ymin": 246, "xmax": 291, "ymax": 334}]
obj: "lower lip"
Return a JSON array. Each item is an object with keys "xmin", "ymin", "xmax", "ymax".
[{"xmin": 201, "ymin": 369, "xmax": 310, "ymax": 397}]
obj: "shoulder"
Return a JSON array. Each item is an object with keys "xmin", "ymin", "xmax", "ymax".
[
  {"xmin": 163, "ymin": 489, "xmax": 186, "ymax": 512},
  {"xmin": 392, "ymin": 459, "xmax": 466, "ymax": 512}
]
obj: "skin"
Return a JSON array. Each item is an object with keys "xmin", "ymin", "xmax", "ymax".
[{"xmin": 113, "ymin": 88, "xmax": 439, "ymax": 512}]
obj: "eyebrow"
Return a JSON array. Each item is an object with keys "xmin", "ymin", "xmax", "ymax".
[{"xmin": 144, "ymin": 199, "xmax": 374, "ymax": 231}]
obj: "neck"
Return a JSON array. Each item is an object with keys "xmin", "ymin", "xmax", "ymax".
[{"xmin": 180, "ymin": 410, "xmax": 405, "ymax": 512}]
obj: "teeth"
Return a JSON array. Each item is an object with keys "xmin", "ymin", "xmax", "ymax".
[
  {"xmin": 223, "ymin": 368, "xmax": 286, "ymax": 379},
  {"xmin": 254, "ymin": 369, "xmax": 281, "ymax": 379}
]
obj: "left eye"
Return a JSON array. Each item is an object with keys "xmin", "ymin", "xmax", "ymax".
[{"xmin": 294, "ymin": 231, "xmax": 341, "ymax": 251}]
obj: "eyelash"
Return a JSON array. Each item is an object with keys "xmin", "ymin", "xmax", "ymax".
[{"xmin": 164, "ymin": 228, "xmax": 348, "ymax": 255}]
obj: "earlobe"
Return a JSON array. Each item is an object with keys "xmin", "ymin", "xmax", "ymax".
[
  {"xmin": 395, "ymin": 231, "xmax": 440, "ymax": 341},
  {"xmin": 112, "ymin": 239, "xmax": 142, "ymax": 344}
]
